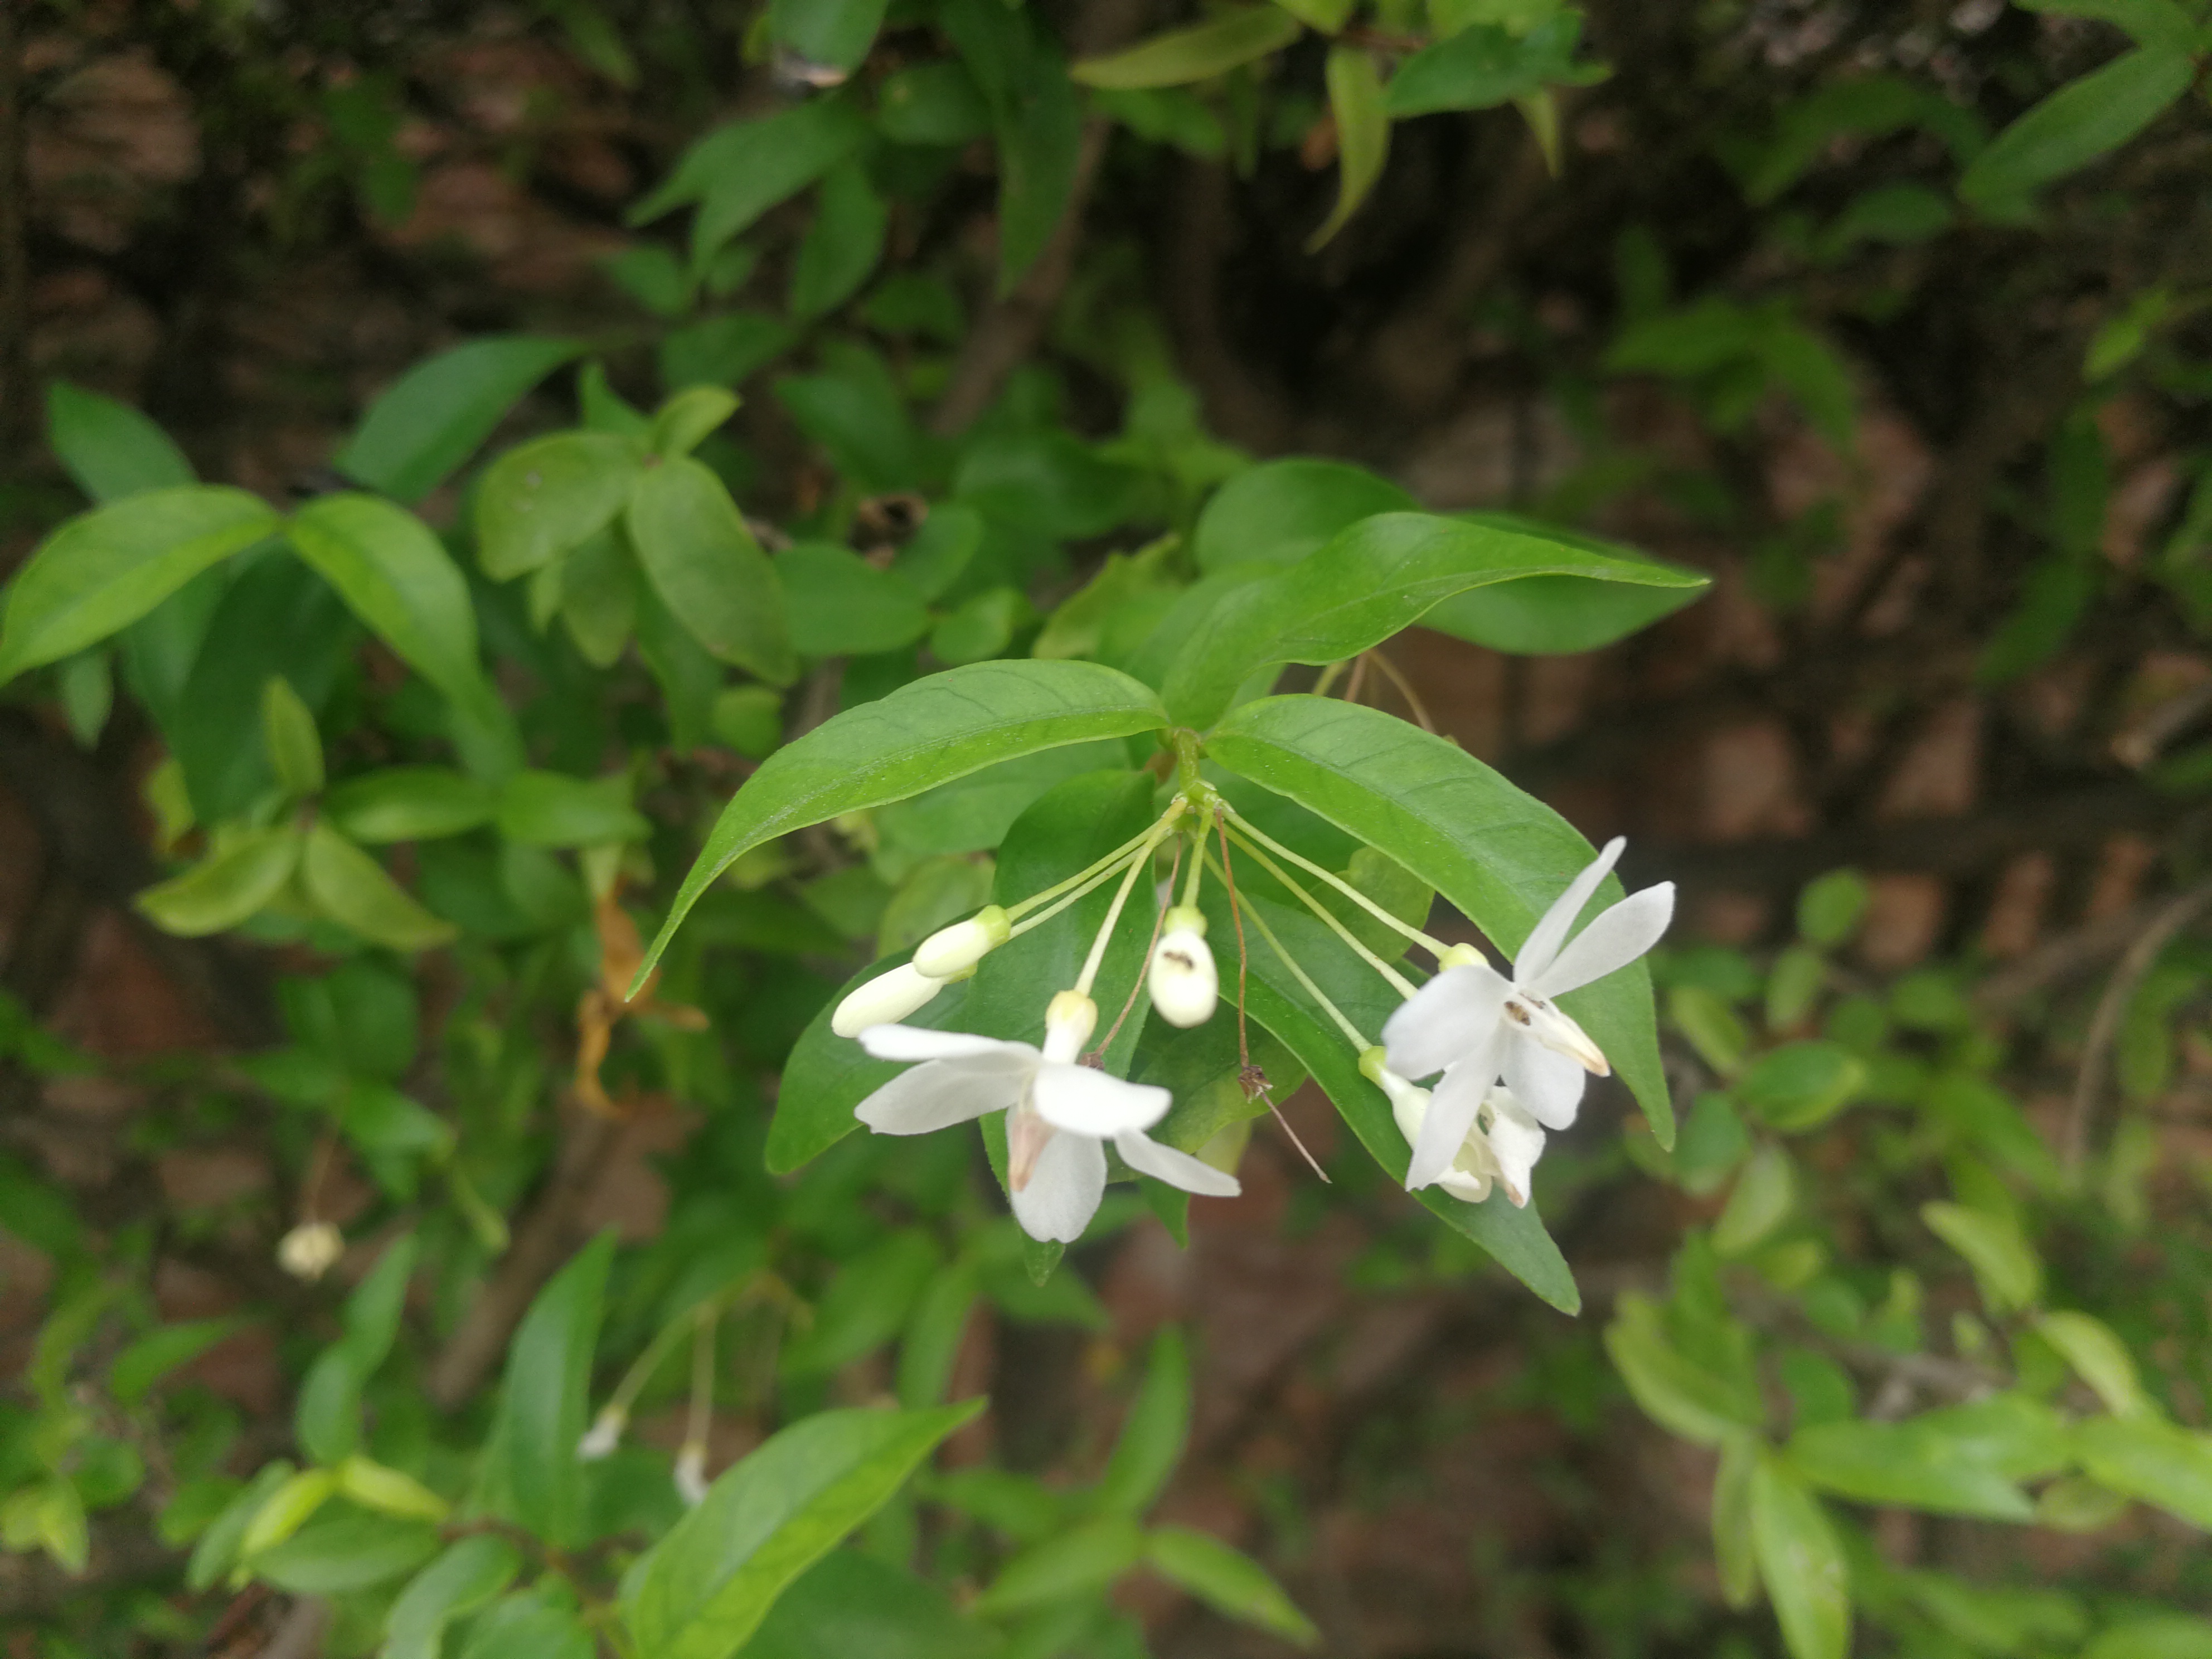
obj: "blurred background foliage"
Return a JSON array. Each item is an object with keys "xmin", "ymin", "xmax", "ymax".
[{"xmin": 6, "ymin": 0, "xmax": 2212, "ymax": 1656}]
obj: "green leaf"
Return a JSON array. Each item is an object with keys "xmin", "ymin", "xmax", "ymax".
[
  {"xmin": 1095, "ymin": 1328, "xmax": 1190, "ymax": 1517},
  {"xmin": 1796, "ymin": 870, "xmax": 1869, "ymax": 945},
  {"xmin": 973, "ymin": 1515, "xmax": 1146, "ymax": 1616},
  {"xmin": 1422, "ymin": 513, "xmax": 1707, "ymax": 653},
  {"xmin": 1604, "ymin": 1292, "xmax": 1762, "ymax": 1443},
  {"xmin": 877, "ymin": 61, "xmax": 993, "ymax": 147},
  {"xmin": 650, "ymin": 387, "xmax": 742, "ymax": 460},
  {"xmin": 187, "ymin": 1462, "xmax": 295, "ymax": 1591},
  {"xmin": 661, "ymin": 313, "xmax": 799, "ymax": 391},
  {"xmin": 779, "ymin": 544, "xmax": 930, "ymax": 657},
  {"xmin": 2020, "ymin": 0, "xmax": 2195, "ymax": 50},
  {"xmin": 1713, "ymin": 1434, "xmax": 1760, "ymax": 1608},
  {"xmin": 637, "ymin": 660, "xmax": 1168, "ymax": 986},
  {"xmin": 289, "ymin": 493, "xmax": 483, "ymax": 699},
  {"xmin": 1711, "ymin": 1143, "xmax": 1794, "ymax": 1257},
  {"xmin": 387, "ymin": 1536, "xmax": 524, "ymax": 1659},
  {"xmin": 770, "ymin": 0, "xmax": 891, "ymax": 72},
  {"xmin": 486, "ymin": 1232, "xmax": 613, "ymax": 1550},
  {"xmin": 303, "ymin": 823, "xmax": 460, "ymax": 951},
  {"xmin": 475, "ymin": 433, "xmax": 637, "ymax": 580},
  {"xmin": 1272, "ymin": 0, "xmax": 1352, "ymax": 27},
  {"xmin": 625, "ymin": 456, "xmax": 796, "ymax": 685},
  {"xmin": 1144, "ymin": 1525, "xmax": 1319, "ymax": 1647},
  {"xmin": 1958, "ymin": 47, "xmax": 2192, "ymax": 217},
  {"xmin": 1750, "ymin": 1453, "xmax": 1850, "ymax": 1659},
  {"xmin": 251, "ymin": 1508, "xmax": 442, "ymax": 1594},
  {"xmin": 1071, "ymin": 7, "xmax": 1303, "ymax": 89},
  {"xmin": 790, "ymin": 161, "xmax": 889, "ymax": 320},
  {"xmin": 2084, "ymin": 1616, "xmax": 2212, "ymax": 1659},
  {"xmin": 325, "ymin": 767, "xmax": 497, "ymax": 843},
  {"xmin": 46, "ymin": 381, "xmax": 195, "ymax": 502},
  {"xmin": 1307, "ymin": 45, "xmax": 1389, "ymax": 251},
  {"xmin": 769, "ymin": 961, "xmax": 973, "ymax": 1174},
  {"xmin": 136, "ymin": 826, "xmax": 303, "ymax": 937},
  {"xmin": 261, "ymin": 676, "xmax": 324, "ymax": 799},
  {"xmin": 495, "ymin": 770, "xmax": 650, "ymax": 848},
  {"xmin": 1163, "ymin": 512, "xmax": 1704, "ymax": 728},
  {"xmin": 734, "ymin": 1549, "xmax": 992, "ymax": 1659},
  {"xmin": 1192, "ymin": 457, "xmax": 1414, "ymax": 573},
  {"xmin": 1204, "ymin": 695, "xmax": 1671, "ymax": 1144},
  {"xmin": 335, "ymin": 336, "xmax": 583, "ymax": 503},
  {"xmin": 108, "ymin": 1318, "xmax": 246, "ymax": 1406},
  {"xmin": 239, "ymin": 1467, "xmax": 340, "ymax": 1559},
  {"xmin": 1384, "ymin": 12, "xmax": 1584, "ymax": 117},
  {"xmin": 457, "ymin": 1592, "xmax": 596, "ymax": 1659},
  {"xmin": 631, "ymin": 96, "xmax": 869, "ymax": 256},
  {"xmin": 2075, "ymin": 1415, "xmax": 2212, "ymax": 1529},
  {"xmin": 1737, "ymin": 1042, "xmax": 1863, "ymax": 1132},
  {"xmin": 1787, "ymin": 1417, "xmax": 2036, "ymax": 1520},
  {"xmin": 782, "ymin": 1229, "xmax": 944, "ymax": 1376},
  {"xmin": 954, "ymin": 431, "xmax": 1137, "ymax": 540},
  {"xmin": 1922, "ymin": 1201, "xmax": 2043, "ymax": 1312},
  {"xmin": 0, "ymin": 486, "xmax": 281, "ymax": 682},
  {"xmin": 2038, "ymin": 1311, "xmax": 2148, "ymax": 1418},
  {"xmin": 622, "ymin": 1401, "xmax": 983, "ymax": 1659}
]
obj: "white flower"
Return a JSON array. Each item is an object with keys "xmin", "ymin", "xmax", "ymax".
[
  {"xmin": 1372, "ymin": 1061, "xmax": 1545, "ymax": 1207},
  {"xmin": 832, "ymin": 962, "xmax": 948, "ymax": 1038},
  {"xmin": 1147, "ymin": 907, "xmax": 1217, "ymax": 1029},
  {"xmin": 578, "ymin": 1405, "xmax": 627, "ymax": 1461},
  {"xmin": 276, "ymin": 1221, "xmax": 344, "ymax": 1282},
  {"xmin": 1382, "ymin": 837, "xmax": 1672, "ymax": 1192},
  {"xmin": 912, "ymin": 905, "xmax": 1010, "ymax": 978},
  {"xmin": 674, "ymin": 1443, "xmax": 710, "ymax": 1506},
  {"xmin": 853, "ymin": 990, "xmax": 1239, "ymax": 1243}
]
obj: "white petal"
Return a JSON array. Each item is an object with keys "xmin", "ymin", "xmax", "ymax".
[
  {"xmin": 1405, "ymin": 1037, "xmax": 1497, "ymax": 1190},
  {"xmin": 1381, "ymin": 961, "xmax": 1511, "ymax": 1081},
  {"xmin": 1031, "ymin": 1063, "xmax": 1171, "ymax": 1137},
  {"xmin": 1502, "ymin": 1034, "xmax": 1588, "ymax": 1131},
  {"xmin": 832, "ymin": 964, "xmax": 945, "ymax": 1038},
  {"xmin": 860, "ymin": 1025, "xmax": 1031, "ymax": 1064},
  {"xmin": 1009, "ymin": 1128, "xmax": 1105, "ymax": 1243},
  {"xmin": 1485, "ymin": 1090, "xmax": 1547, "ymax": 1207},
  {"xmin": 1514, "ymin": 837, "xmax": 1625, "ymax": 986},
  {"xmin": 1526, "ymin": 882, "xmax": 1675, "ymax": 999},
  {"xmin": 856, "ymin": 1056, "xmax": 1028, "ymax": 1134},
  {"xmin": 1116, "ymin": 1130, "xmax": 1240, "ymax": 1197}
]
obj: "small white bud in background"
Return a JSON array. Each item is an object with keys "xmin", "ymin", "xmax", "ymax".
[
  {"xmin": 674, "ymin": 1443, "xmax": 710, "ymax": 1506},
  {"xmin": 913, "ymin": 905, "xmax": 1011, "ymax": 978},
  {"xmin": 577, "ymin": 1405, "xmax": 627, "ymax": 1461},
  {"xmin": 1042, "ymin": 990, "xmax": 1098, "ymax": 1063},
  {"xmin": 277, "ymin": 1221, "xmax": 344, "ymax": 1282},
  {"xmin": 831, "ymin": 962, "xmax": 945, "ymax": 1038},
  {"xmin": 1148, "ymin": 906, "xmax": 1217, "ymax": 1028}
]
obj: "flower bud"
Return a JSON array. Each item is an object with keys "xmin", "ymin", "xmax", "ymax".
[
  {"xmin": 913, "ymin": 905, "xmax": 1011, "ymax": 978},
  {"xmin": 577, "ymin": 1405, "xmax": 627, "ymax": 1461},
  {"xmin": 1042, "ymin": 989, "xmax": 1098, "ymax": 1063},
  {"xmin": 277, "ymin": 1221, "xmax": 344, "ymax": 1282},
  {"xmin": 674, "ymin": 1443, "xmax": 710, "ymax": 1506},
  {"xmin": 1437, "ymin": 942, "xmax": 1488, "ymax": 971},
  {"xmin": 832, "ymin": 962, "xmax": 945, "ymax": 1038},
  {"xmin": 1148, "ymin": 914, "xmax": 1217, "ymax": 1029}
]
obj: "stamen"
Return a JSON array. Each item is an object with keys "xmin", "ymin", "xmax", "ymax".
[
  {"xmin": 1217, "ymin": 803, "xmax": 1450, "ymax": 961},
  {"xmin": 1072, "ymin": 809, "xmax": 1181, "ymax": 998},
  {"xmin": 1222, "ymin": 823, "xmax": 1418, "ymax": 999},
  {"xmin": 1203, "ymin": 850, "xmax": 1371, "ymax": 1052}
]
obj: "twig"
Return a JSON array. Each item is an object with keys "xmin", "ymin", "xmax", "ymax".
[
  {"xmin": 1363, "ymin": 650, "xmax": 1434, "ymax": 733},
  {"xmin": 2061, "ymin": 877, "xmax": 2212, "ymax": 1176},
  {"xmin": 1972, "ymin": 896, "xmax": 2167, "ymax": 1008}
]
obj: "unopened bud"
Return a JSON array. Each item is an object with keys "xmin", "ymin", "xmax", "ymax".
[
  {"xmin": 1042, "ymin": 990, "xmax": 1098, "ymax": 1063},
  {"xmin": 674, "ymin": 1443, "xmax": 710, "ymax": 1506},
  {"xmin": 277, "ymin": 1221, "xmax": 344, "ymax": 1282},
  {"xmin": 913, "ymin": 905, "xmax": 1010, "ymax": 978},
  {"xmin": 832, "ymin": 962, "xmax": 945, "ymax": 1038},
  {"xmin": 577, "ymin": 1405, "xmax": 627, "ymax": 1461},
  {"xmin": 1437, "ymin": 943, "xmax": 1486, "ymax": 971},
  {"xmin": 1148, "ymin": 923, "xmax": 1217, "ymax": 1029}
]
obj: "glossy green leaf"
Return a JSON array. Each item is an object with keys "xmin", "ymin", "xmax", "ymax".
[
  {"xmin": 1922, "ymin": 1201, "xmax": 2043, "ymax": 1312},
  {"xmin": 261, "ymin": 675, "xmax": 324, "ymax": 798},
  {"xmin": 1192, "ymin": 457, "xmax": 1414, "ymax": 573},
  {"xmin": 1204, "ymin": 695, "xmax": 1671, "ymax": 1144},
  {"xmin": 625, "ymin": 455, "xmax": 795, "ymax": 684},
  {"xmin": 336, "ymin": 1456, "xmax": 448, "ymax": 1522},
  {"xmin": 335, "ymin": 335, "xmax": 583, "ymax": 503},
  {"xmin": 2076, "ymin": 1415, "xmax": 2212, "ymax": 1530},
  {"xmin": 650, "ymin": 387, "xmax": 742, "ymax": 459},
  {"xmin": 186, "ymin": 1462, "xmax": 295, "ymax": 1591},
  {"xmin": 109, "ymin": 1318, "xmax": 246, "ymax": 1406},
  {"xmin": 458, "ymin": 1593, "xmax": 597, "ymax": 1659},
  {"xmin": 661, "ymin": 312, "xmax": 798, "ymax": 391},
  {"xmin": 1713, "ymin": 1434, "xmax": 1760, "ymax": 1608},
  {"xmin": 637, "ymin": 660, "xmax": 1168, "ymax": 986},
  {"xmin": 0, "ymin": 487, "xmax": 281, "ymax": 682},
  {"xmin": 1604, "ymin": 1292, "xmax": 1762, "ymax": 1442},
  {"xmin": 973, "ymin": 1515, "xmax": 1146, "ymax": 1615},
  {"xmin": 289, "ymin": 493, "xmax": 483, "ymax": 699},
  {"xmin": 1145, "ymin": 1525, "xmax": 1319, "ymax": 1647},
  {"xmin": 771, "ymin": 0, "xmax": 891, "ymax": 72},
  {"xmin": 877, "ymin": 61, "xmax": 993, "ymax": 147},
  {"xmin": 136, "ymin": 826, "xmax": 303, "ymax": 937},
  {"xmin": 790, "ymin": 160, "xmax": 888, "ymax": 320},
  {"xmin": 734, "ymin": 1549, "xmax": 991, "ymax": 1659},
  {"xmin": 768, "ymin": 959, "xmax": 973, "ymax": 1174},
  {"xmin": 779, "ymin": 544, "xmax": 930, "ymax": 657},
  {"xmin": 2039, "ymin": 1311, "xmax": 2148, "ymax": 1417},
  {"xmin": 631, "ymin": 96, "xmax": 869, "ymax": 255},
  {"xmin": 622, "ymin": 1401, "xmax": 983, "ymax": 1659},
  {"xmin": 494, "ymin": 770, "xmax": 650, "ymax": 848},
  {"xmin": 1750, "ymin": 1453, "xmax": 1849, "ymax": 1659},
  {"xmin": 1307, "ymin": 45, "xmax": 1389, "ymax": 250},
  {"xmin": 475, "ymin": 433, "xmax": 637, "ymax": 580},
  {"xmin": 1787, "ymin": 1417, "xmax": 2036, "ymax": 1520},
  {"xmin": 1095, "ymin": 1327, "xmax": 1190, "ymax": 1517},
  {"xmin": 1423, "ymin": 514, "xmax": 1708, "ymax": 653},
  {"xmin": 486, "ymin": 1231, "xmax": 613, "ymax": 1550},
  {"xmin": 46, "ymin": 381, "xmax": 195, "ymax": 502},
  {"xmin": 387, "ymin": 1536, "xmax": 524, "ymax": 1659},
  {"xmin": 1738, "ymin": 1042, "xmax": 1863, "ymax": 1132},
  {"xmin": 1163, "ymin": 512, "xmax": 1705, "ymax": 728},
  {"xmin": 325, "ymin": 767, "xmax": 497, "ymax": 843},
  {"xmin": 1385, "ymin": 12, "xmax": 1585, "ymax": 117},
  {"xmin": 252, "ymin": 1509, "xmax": 442, "ymax": 1594},
  {"xmin": 1711, "ymin": 1144, "xmax": 1794, "ymax": 1257},
  {"xmin": 303, "ymin": 822, "xmax": 460, "ymax": 951},
  {"xmin": 1071, "ymin": 7, "xmax": 1302, "ymax": 89},
  {"xmin": 1958, "ymin": 47, "xmax": 2192, "ymax": 217},
  {"xmin": 239, "ymin": 1467, "xmax": 339, "ymax": 1559}
]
